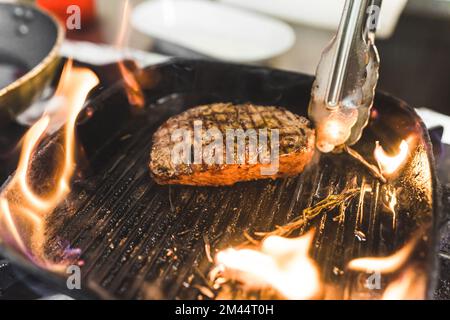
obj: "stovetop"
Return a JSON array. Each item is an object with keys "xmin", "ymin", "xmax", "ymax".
[{"xmin": 0, "ymin": 260, "xmax": 71, "ymax": 300}]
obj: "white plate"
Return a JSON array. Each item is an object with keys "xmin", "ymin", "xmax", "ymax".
[
  {"xmin": 131, "ymin": 0, "xmax": 296, "ymax": 62},
  {"xmin": 60, "ymin": 40, "xmax": 169, "ymax": 67},
  {"xmin": 220, "ymin": 0, "xmax": 408, "ymax": 39}
]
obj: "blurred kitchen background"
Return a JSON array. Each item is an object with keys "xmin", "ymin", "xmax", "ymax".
[{"xmin": 40, "ymin": 0, "xmax": 450, "ymax": 117}]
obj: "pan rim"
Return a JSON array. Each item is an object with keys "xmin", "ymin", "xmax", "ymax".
[{"xmin": 0, "ymin": 1, "xmax": 65, "ymax": 102}]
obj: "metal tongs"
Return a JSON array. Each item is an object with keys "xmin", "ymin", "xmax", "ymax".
[{"xmin": 309, "ymin": 0, "xmax": 382, "ymax": 153}]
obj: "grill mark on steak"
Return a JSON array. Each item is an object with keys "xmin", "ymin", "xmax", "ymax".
[{"xmin": 149, "ymin": 103, "xmax": 316, "ymax": 186}]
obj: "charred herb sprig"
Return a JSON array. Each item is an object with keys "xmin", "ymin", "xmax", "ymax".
[{"xmin": 252, "ymin": 188, "xmax": 361, "ymax": 240}]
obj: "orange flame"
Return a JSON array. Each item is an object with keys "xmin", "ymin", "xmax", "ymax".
[
  {"xmin": 386, "ymin": 187, "xmax": 398, "ymax": 229},
  {"xmin": 214, "ymin": 227, "xmax": 423, "ymax": 299},
  {"xmin": 0, "ymin": 61, "xmax": 99, "ymax": 268},
  {"xmin": 347, "ymin": 239, "xmax": 427, "ymax": 300},
  {"xmin": 215, "ymin": 230, "xmax": 321, "ymax": 300},
  {"xmin": 116, "ymin": 0, "xmax": 145, "ymax": 108},
  {"xmin": 347, "ymin": 240, "xmax": 415, "ymax": 274},
  {"xmin": 374, "ymin": 140, "xmax": 409, "ymax": 175},
  {"xmin": 382, "ymin": 267, "xmax": 426, "ymax": 300}
]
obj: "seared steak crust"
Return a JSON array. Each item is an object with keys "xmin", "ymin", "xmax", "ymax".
[{"xmin": 150, "ymin": 103, "xmax": 315, "ymax": 186}]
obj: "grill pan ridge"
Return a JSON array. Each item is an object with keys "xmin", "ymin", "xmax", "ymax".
[{"xmin": 0, "ymin": 59, "xmax": 439, "ymax": 300}]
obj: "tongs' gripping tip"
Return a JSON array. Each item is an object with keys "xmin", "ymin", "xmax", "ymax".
[{"xmin": 309, "ymin": 0, "xmax": 382, "ymax": 151}]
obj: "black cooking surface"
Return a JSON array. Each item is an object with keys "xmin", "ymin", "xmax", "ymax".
[{"xmin": 0, "ymin": 60, "xmax": 440, "ymax": 300}]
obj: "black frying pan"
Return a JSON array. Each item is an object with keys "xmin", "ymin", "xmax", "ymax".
[
  {"xmin": 0, "ymin": 1, "xmax": 63, "ymax": 125},
  {"xmin": 0, "ymin": 59, "xmax": 444, "ymax": 300}
]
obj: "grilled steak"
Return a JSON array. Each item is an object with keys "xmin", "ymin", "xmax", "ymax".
[{"xmin": 150, "ymin": 103, "xmax": 315, "ymax": 186}]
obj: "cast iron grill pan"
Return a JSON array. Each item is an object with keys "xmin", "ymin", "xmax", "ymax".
[{"xmin": 3, "ymin": 60, "xmax": 440, "ymax": 299}]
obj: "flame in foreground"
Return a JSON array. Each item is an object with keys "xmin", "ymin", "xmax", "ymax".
[
  {"xmin": 347, "ymin": 240, "xmax": 415, "ymax": 274},
  {"xmin": 116, "ymin": 0, "xmax": 145, "ymax": 108},
  {"xmin": 348, "ymin": 239, "xmax": 427, "ymax": 300},
  {"xmin": 215, "ymin": 231, "xmax": 320, "ymax": 300},
  {"xmin": 0, "ymin": 61, "xmax": 99, "ymax": 269},
  {"xmin": 374, "ymin": 140, "xmax": 409, "ymax": 175},
  {"xmin": 382, "ymin": 267, "xmax": 426, "ymax": 300}
]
